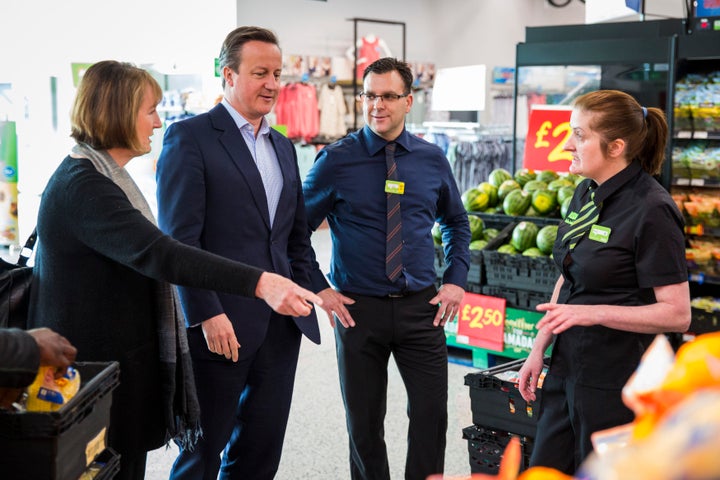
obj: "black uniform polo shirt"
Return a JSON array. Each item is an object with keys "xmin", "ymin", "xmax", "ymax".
[{"xmin": 549, "ymin": 160, "xmax": 687, "ymax": 388}]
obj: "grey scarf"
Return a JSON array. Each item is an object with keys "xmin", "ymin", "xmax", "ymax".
[{"xmin": 72, "ymin": 142, "xmax": 201, "ymax": 449}]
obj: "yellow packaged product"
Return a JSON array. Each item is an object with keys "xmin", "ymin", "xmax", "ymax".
[{"xmin": 25, "ymin": 365, "xmax": 81, "ymax": 412}]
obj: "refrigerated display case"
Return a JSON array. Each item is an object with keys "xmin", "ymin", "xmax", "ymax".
[
  {"xmin": 512, "ymin": 18, "xmax": 720, "ymax": 334},
  {"xmin": 672, "ymin": 31, "xmax": 720, "ymax": 307},
  {"xmin": 513, "ymin": 19, "xmax": 684, "ymax": 187}
]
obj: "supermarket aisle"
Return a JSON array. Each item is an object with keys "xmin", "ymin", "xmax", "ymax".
[{"xmin": 145, "ymin": 227, "xmax": 476, "ymax": 479}]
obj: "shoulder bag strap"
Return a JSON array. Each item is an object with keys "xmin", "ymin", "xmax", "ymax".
[{"xmin": 16, "ymin": 228, "xmax": 38, "ymax": 267}]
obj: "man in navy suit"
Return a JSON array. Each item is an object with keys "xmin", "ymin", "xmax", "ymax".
[{"xmin": 156, "ymin": 26, "xmax": 320, "ymax": 480}]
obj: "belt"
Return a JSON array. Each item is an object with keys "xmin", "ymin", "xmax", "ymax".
[
  {"xmin": 385, "ymin": 285, "xmax": 435, "ymax": 298},
  {"xmin": 340, "ymin": 285, "xmax": 435, "ymax": 299}
]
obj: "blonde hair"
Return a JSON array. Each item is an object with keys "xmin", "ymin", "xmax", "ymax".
[{"xmin": 71, "ymin": 60, "xmax": 162, "ymax": 154}]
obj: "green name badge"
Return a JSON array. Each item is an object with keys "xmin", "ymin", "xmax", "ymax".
[
  {"xmin": 589, "ymin": 224, "xmax": 611, "ymax": 243},
  {"xmin": 385, "ymin": 180, "xmax": 405, "ymax": 194}
]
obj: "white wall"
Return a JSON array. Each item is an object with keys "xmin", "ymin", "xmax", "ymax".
[
  {"xmin": 235, "ymin": 0, "xmax": 438, "ymax": 64},
  {"xmin": 233, "ymin": 0, "xmax": 585, "ymax": 69},
  {"xmin": 235, "ymin": 0, "xmax": 585, "ymax": 123},
  {"xmin": 0, "ymin": 0, "xmax": 237, "ymax": 238},
  {"xmin": 0, "ymin": 0, "xmax": 586, "ymax": 236}
]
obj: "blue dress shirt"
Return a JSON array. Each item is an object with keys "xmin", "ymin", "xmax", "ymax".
[{"xmin": 303, "ymin": 126, "xmax": 471, "ymax": 296}]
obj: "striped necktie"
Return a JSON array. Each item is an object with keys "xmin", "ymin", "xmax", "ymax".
[
  {"xmin": 385, "ymin": 142, "xmax": 403, "ymax": 281},
  {"xmin": 561, "ymin": 190, "xmax": 599, "ymax": 250}
]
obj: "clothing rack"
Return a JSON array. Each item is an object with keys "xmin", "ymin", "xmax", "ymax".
[{"xmin": 416, "ymin": 123, "xmax": 513, "ymax": 193}]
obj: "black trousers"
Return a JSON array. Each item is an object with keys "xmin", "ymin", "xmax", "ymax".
[
  {"xmin": 335, "ymin": 286, "xmax": 448, "ymax": 480},
  {"xmin": 529, "ymin": 373, "xmax": 635, "ymax": 475},
  {"xmin": 170, "ymin": 314, "xmax": 302, "ymax": 480}
]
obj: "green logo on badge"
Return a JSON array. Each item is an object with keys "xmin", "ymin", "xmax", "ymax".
[
  {"xmin": 589, "ymin": 224, "xmax": 611, "ymax": 243},
  {"xmin": 385, "ymin": 180, "xmax": 405, "ymax": 194}
]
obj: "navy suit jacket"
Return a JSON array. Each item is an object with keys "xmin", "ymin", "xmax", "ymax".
[{"xmin": 156, "ymin": 104, "xmax": 320, "ymax": 353}]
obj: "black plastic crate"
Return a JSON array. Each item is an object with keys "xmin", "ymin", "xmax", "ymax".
[
  {"xmin": 86, "ymin": 447, "xmax": 121, "ymax": 480},
  {"xmin": 436, "ymin": 246, "xmax": 484, "ymax": 287},
  {"xmin": 516, "ymin": 290, "xmax": 551, "ymax": 311},
  {"xmin": 463, "ymin": 424, "xmax": 534, "ymax": 474},
  {"xmin": 481, "ymin": 285, "xmax": 519, "ymax": 308},
  {"xmin": 0, "ymin": 361, "xmax": 120, "ymax": 480},
  {"xmin": 467, "ymin": 250, "xmax": 484, "ymax": 285},
  {"xmin": 466, "ymin": 281, "xmax": 483, "ymax": 294},
  {"xmin": 464, "ymin": 357, "xmax": 542, "ymax": 437},
  {"xmin": 483, "ymin": 250, "xmax": 558, "ymax": 294},
  {"xmin": 434, "ymin": 245, "xmax": 447, "ymax": 280}
]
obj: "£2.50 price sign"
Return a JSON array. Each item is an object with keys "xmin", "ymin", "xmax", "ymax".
[
  {"xmin": 523, "ymin": 105, "xmax": 573, "ymax": 172},
  {"xmin": 456, "ymin": 292, "xmax": 506, "ymax": 352}
]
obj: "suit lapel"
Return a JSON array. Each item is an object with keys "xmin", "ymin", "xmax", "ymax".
[
  {"xmin": 209, "ymin": 105, "xmax": 272, "ymax": 230},
  {"xmin": 268, "ymin": 129, "xmax": 296, "ymax": 229}
]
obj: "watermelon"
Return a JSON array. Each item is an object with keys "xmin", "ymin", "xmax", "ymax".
[
  {"xmin": 432, "ymin": 223, "xmax": 443, "ymax": 245},
  {"xmin": 502, "ymin": 189, "xmax": 532, "ymax": 216},
  {"xmin": 560, "ymin": 196, "xmax": 572, "ymax": 219},
  {"xmin": 536, "ymin": 224, "xmax": 558, "ymax": 255},
  {"xmin": 477, "ymin": 182, "xmax": 499, "ymax": 208},
  {"xmin": 556, "ymin": 185, "xmax": 576, "ymax": 205},
  {"xmin": 514, "ymin": 168, "xmax": 536, "ymax": 187},
  {"xmin": 522, "ymin": 247, "xmax": 545, "ymax": 257},
  {"xmin": 536, "ymin": 169, "xmax": 560, "ymax": 183},
  {"xmin": 497, "ymin": 244, "xmax": 518, "ymax": 254},
  {"xmin": 524, "ymin": 206, "xmax": 539, "ymax": 217},
  {"xmin": 531, "ymin": 189, "xmax": 558, "ymax": 216},
  {"xmin": 547, "ymin": 178, "xmax": 574, "ymax": 192},
  {"xmin": 482, "ymin": 228, "xmax": 500, "ymax": 242},
  {"xmin": 561, "ymin": 172, "xmax": 579, "ymax": 184},
  {"xmin": 488, "ymin": 168, "xmax": 513, "ymax": 188},
  {"xmin": 468, "ymin": 214, "xmax": 484, "ymax": 241},
  {"xmin": 469, "ymin": 239, "xmax": 488, "ymax": 250},
  {"xmin": 461, "ymin": 187, "xmax": 490, "ymax": 212},
  {"xmin": 498, "ymin": 179, "xmax": 522, "ymax": 200},
  {"xmin": 510, "ymin": 221, "xmax": 539, "ymax": 252},
  {"xmin": 523, "ymin": 180, "xmax": 548, "ymax": 194}
]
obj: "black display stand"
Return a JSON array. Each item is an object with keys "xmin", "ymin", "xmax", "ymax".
[{"xmin": 347, "ymin": 17, "xmax": 406, "ymax": 130}]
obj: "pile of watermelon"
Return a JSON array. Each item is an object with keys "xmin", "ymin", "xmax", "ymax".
[
  {"xmin": 432, "ymin": 215, "xmax": 500, "ymax": 251},
  {"xmin": 494, "ymin": 221, "xmax": 558, "ymax": 257},
  {"xmin": 461, "ymin": 168, "xmax": 584, "ymax": 218}
]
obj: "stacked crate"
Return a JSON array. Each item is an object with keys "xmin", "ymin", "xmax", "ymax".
[
  {"xmin": 481, "ymin": 251, "xmax": 557, "ymax": 310},
  {"xmin": 463, "ymin": 358, "xmax": 545, "ymax": 475}
]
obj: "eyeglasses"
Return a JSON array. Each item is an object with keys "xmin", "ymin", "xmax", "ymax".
[{"xmin": 359, "ymin": 92, "xmax": 410, "ymax": 103}]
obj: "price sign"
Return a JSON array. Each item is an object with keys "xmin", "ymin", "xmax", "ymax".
[
  {"xmin": 456, "ymin": 292, "xmax": 506, "ymax": 351},
  {"xmin": 523, "ymin": 105, "xmax": 573, "ymax": 172}
]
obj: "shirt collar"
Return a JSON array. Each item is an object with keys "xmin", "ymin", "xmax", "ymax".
[
  {"xmin": 593, "ymin": 160, "xmax": 643, "ymax": 205},
  {"xmin": 220, "ymin": 98, "xmax": 270, "ymax": 136},
  {"xmin": 361, "ymin": 126, "xmax": 412, "ymax": 156}
]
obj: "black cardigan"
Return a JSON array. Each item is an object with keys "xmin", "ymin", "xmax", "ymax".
[{"xmin": 27, "ymin": 156, "xmax": 263, "ymax": 455}]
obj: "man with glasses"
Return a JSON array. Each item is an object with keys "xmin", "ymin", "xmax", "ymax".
[{"xmin": 303, "ymin": 57, "xmax": 471, "ymax": 480}]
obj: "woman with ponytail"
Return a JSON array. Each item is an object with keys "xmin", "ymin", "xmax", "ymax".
[{"xmin": 518, "ymin": 89, "xmax": 690, "ymax": 475}]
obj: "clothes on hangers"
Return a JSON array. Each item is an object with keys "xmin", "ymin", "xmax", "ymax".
[
  {"xmin": 452, "ymin": 135, "xmax": 512, "ymax": 192},
  {"xmin": 317, "ymin": 83, "xmax": 348, "ymax": 139},
  {"xmin": 275, "ymin": 82, "xmax": 319, "ymax": 142}
]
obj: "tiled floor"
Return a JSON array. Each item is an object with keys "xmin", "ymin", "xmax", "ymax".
[{"xmin": 145, "ymin": 227, "xmax": 476, "ymax": 479}]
